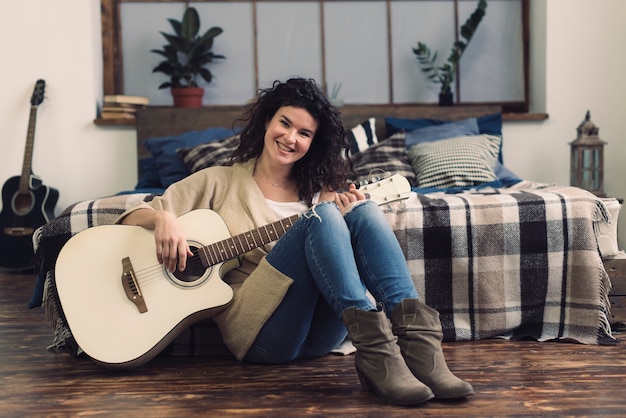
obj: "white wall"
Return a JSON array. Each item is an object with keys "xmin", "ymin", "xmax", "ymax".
[
  {"xmin": 501, "ymin": 0, "xmax": 626, "ymax": 248},
  {"xmin": 0, "ymin": 0, "xmax": 137, "ymax": 209},
  {"xmin": 2, "ymin": 0, "xmax": 626, "ymax": 246}
]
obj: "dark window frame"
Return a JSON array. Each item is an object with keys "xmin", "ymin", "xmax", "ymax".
[{"xmin": 100, "ymin": 0, "xmax": 530, "ymax": 113}]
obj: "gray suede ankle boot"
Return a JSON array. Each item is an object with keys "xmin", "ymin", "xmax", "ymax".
[
  {"xmin": 341, "ymin": 306, "xmax": 434, "ymax": 406},
  {"xmin": 390, "ymin": 299, "xmax": 475, "ymax": 399}
]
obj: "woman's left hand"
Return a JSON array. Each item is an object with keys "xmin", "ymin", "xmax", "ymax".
[{"xmin": 334, "ymin": 183, "xmax": 366, "ymax": 214}]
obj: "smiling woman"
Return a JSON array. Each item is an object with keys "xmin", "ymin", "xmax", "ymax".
[
  {"xmin": 251, "ymin": 106, "xmax": 317, "ymax": 202},
  {"xmin": 100, "ymin": 0, "xmax": 530, "ymax": 112},
  {"xmin": 113, "ymin": 78, "xmax": 474, "ymax": 405}
]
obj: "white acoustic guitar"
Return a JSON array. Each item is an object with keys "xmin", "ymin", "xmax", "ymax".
[{"xmin": 54, "ymin": 174, "xmax": 411, "ymax": 368}]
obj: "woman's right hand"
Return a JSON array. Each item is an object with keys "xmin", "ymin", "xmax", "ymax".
[
  {"xmin": 122, "ymin": 208, "xmax": 193, "ymax": 273},
  {"xmin": 152, "ymin": 211, "xmax": 194, "ymax": 273}
]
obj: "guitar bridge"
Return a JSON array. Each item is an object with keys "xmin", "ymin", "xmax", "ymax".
[
  {"xmin": 3, "ymin": 227, "xmax": 35, "ymax": 237},
  {"xmin": 121, "ymin": 257, "xmax": 147, "ymax": 313}
]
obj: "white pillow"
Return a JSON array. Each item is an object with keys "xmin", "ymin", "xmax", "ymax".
[{"xmin": 347, "ymin": 118, "xmax": 378, "ymax": 156}]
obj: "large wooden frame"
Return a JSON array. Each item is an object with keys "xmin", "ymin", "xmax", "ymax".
[{"xmin": 101, "ymin": 0, "xmax": 530, "ymax": 113}]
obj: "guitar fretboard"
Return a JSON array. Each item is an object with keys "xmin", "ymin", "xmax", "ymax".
[
  {"xmin": 18, "ymin": 106, "xmax": 38, "ymax": 194},
  {"xmin": 190, "ymin": 174, "xmax": 409, "ymax": 269},
  {"xmin": 198, "ymin": 214, "xmax": 300, "ymax": 267}
]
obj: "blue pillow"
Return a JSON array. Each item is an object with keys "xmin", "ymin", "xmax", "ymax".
[
  {"xmin": 385, "ymin": 113, "xmax": 503, "ymax": 162},
  {"xmin": 494, "ymin": 161, "xmax": 522, "ymax": 183},
  {"xmin": 135, "ymin": 157, "xmax": 161, "ymax": 189},
  {"xmin": 386, "ymin": 112, "xmax": 502, "ymax": 136},
  {"xmin": 144, "ymin": 127, "xmax": 238, "ymax": 188},
  {"xmin": 475, "ymin": 113, "xmax": 502, "ymax": 136},
  {"xmin": 412, "ymin": 177, "xmax": 521, "ymax": 195},
  {"xmin": 404, "ymin": 118, "xmax": 479, "ymax": 149}
]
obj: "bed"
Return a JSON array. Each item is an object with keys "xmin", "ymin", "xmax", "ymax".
[{"xmin": 31, "ymin": 104, "xmax": 619, "ymax": 364}]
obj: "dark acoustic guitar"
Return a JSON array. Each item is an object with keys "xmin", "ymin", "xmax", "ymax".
[{"xmin": 0, "ymin": 80, "xmax": 58, "ymax": 272}]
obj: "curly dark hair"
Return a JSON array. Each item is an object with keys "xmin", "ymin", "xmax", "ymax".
[{"xmin": 229, "ymin": 78, "xmax": 348, "ymax": 206}]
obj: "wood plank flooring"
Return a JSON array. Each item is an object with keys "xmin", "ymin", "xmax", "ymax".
[{"xmin": 1, "ymin": 271, "xmax": 625, "ymax": 417}]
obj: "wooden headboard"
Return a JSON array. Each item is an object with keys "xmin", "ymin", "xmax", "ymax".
[{"xmin": 135, "ymin": 104, "xmax": 501, "ymax": 160}]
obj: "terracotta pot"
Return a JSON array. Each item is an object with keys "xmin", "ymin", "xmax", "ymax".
[{"xmin": 171, "ymin": 87, "xmax": 204, "ymax": 108}]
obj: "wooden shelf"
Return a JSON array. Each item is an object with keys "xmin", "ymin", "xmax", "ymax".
[
  {"xmin": 93, "ymin": 118, "xmax": 136, "ymax": 126},
  {"xmin": 502, "ymin": 112, "xmax": 549, "ymax": 122}
]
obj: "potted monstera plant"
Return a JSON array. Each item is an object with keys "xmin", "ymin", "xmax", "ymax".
[
  {"xmin": 151, "ymin": 7, "xmax": 225, "ymax": 108},
  {"xmin": 413, "ymin": 0, "xmax": 487, "ymax": 106}
]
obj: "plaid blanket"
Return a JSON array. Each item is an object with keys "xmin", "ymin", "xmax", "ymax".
[
  {"xmin": 33, "ymin": 183, "xmax": 615, "ymax": 354},
  {"xmin": 33, "ymin": 193, "xmax": 155, "ymax": 275},
  {"xmin": 382, "ymin": 182, "xmax": 615, "ymax": 345}
]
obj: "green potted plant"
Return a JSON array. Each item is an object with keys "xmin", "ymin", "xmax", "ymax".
[
  {"xmin": 151, "ymin": 7, "xmax": 225, "ymax": 108},
  {"xmin": 412, "ymin": 0, "xmax": 487, "ymax": 106}
]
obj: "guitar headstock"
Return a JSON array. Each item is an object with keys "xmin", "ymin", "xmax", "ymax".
[
  {"xmin": 31, "ymin": 79, "xmax": 46, "ymax": 106},
  {"xmin": 359, "ymin": 174, "xmax": 412, "ymax": 206}
]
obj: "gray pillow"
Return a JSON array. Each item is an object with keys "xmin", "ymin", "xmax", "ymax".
[{"xmin": 408, "ymin": 134, "xmax": 501, "ymax": 188}]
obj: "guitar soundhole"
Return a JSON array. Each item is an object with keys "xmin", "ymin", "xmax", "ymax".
[
  {"xmin": 12, "ymin": 192, "xmax": 34, "ymax": 215},
  {"xmin": 168, "ymin": 242, "xmax": 212, "ymax": 288}
]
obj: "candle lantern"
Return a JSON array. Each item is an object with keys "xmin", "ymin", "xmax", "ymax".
[{"xmin": 570, "ymin": 111, "xmax": 606, "ymax": 197}]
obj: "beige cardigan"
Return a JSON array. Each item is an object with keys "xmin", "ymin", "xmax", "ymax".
[{"xmin": 117, "ymin": 159, "xmax": 294, "ymax": 361}]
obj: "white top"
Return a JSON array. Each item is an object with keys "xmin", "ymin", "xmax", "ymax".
[{"xmin": 265, "ymin": 191, "xmax": 321, "ymax": 219}]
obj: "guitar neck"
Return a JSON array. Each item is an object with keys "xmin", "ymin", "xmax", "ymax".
[
  {"xmin": 194, "ymin": 173, "xmax": 411, "ymax": 268},
  {"xmin": 198, "ymin": 214, "xmax": 300, "ymax": 268},
  {"xmin": 18, "ymin": 105, "xmax": 38, "ymax": 193}
]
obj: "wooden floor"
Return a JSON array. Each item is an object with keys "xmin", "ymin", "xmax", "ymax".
[{"xmin": 2, "ymin": 272, "xmax": 626, "ymax": 417}]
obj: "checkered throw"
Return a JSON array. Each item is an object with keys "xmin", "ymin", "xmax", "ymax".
[
  {"xmin": 34, "ymin": 193, "xmax": 155, "ymax": 275},
  {"xmin": 382, "ymin": 183, "xmax": 615, "ymax": 344}
]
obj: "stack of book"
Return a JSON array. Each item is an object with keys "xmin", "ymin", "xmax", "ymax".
[{"xmin": 100, "ymin": 95, "xmax": 149, "ymax": 120}]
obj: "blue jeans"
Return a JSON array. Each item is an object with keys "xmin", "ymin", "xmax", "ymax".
[{"xmin": 244, "ymin": 200, "xmax": 418, "ymax": 364}]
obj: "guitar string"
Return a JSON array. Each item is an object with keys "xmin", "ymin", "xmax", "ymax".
[
  {"xmin": 130, "ymin": 226, "xmax": 285, "ymax": 287},
  {"xmin": 128, "ymin": 227, "xmax": 284, "ymax": 287},
  {"xmin": 130, "ymin": 248, "xmax": 209, "ymax": 286}
]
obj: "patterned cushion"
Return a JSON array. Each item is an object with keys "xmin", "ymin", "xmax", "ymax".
[
  {"xmin": 350, "ymin": 132, "xmax": 416, "ymax": 186},
  {"xmin": 347, "ymin": 118, "xmax": 378, "ymax": 156},
  {"xmin": 144, "ymin": 127, "xmax": 238, "ymax": 187},
  {"xmin": 407, "ymin": 134, "xmax": 501, "ymax": 188},
  {"xmin": 177, "ymin": 135, "xmax": 240, "ymax": 173}
]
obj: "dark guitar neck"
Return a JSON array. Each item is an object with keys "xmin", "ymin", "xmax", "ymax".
[{"xmin": 17, "ymin": 106, "xmax": 38, "ymax": 194}]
